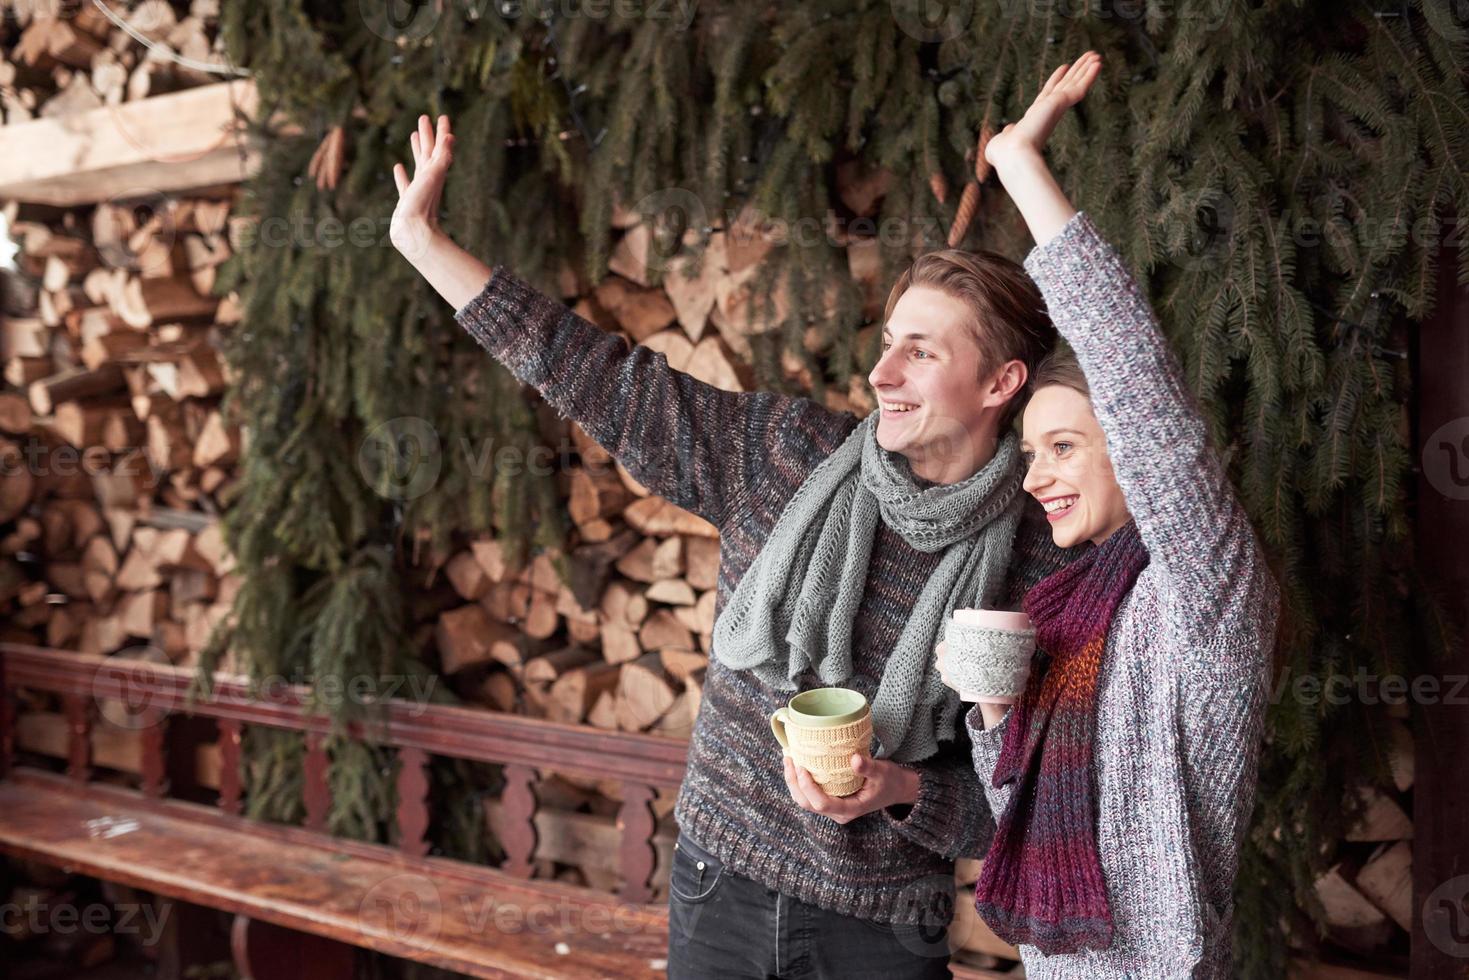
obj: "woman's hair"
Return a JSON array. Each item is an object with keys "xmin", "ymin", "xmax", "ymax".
[
  {"xmin": 1028, "ymin": 344, "xmax": 1090, "ymax": 403},
  {"xmin": 883, "ymin": 249, "xmax": 1057, "ymax": 429}
]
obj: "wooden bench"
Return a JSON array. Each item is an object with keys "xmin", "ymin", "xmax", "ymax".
[
  {"xmin": 0, "ymin": 642, "xmax": 1008, "ymax": 978},
  {"xmin": 0, "ymin": 642, "xmax": 683, "ymax": 979}
]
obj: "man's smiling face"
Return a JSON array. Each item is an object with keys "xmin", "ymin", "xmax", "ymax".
[{"xmin": 867, "ymin": 285, "xmax": 1021, "ymax": 484}]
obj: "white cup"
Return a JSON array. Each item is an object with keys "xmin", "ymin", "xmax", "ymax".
[{"xmin": 944, "ymin": 608, "xmax": 1037, "ymax": 705}]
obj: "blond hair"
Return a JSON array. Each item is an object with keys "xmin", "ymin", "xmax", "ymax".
[
  {"xmin": 883, "ymin": 249, "xmax": 1057, "ymax": 429},
  {"xmin": 1029, "ymin": 344, "xmax": 1090, "ymax": 402}
]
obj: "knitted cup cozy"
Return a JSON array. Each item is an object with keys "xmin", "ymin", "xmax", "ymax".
[
  {"xmin": 943, "ymin": 619, "xmax": 1037, "ymax": 700},
  {"xmin": 781, "ymin": 710, "xmax": 874, "ymax": 797}
]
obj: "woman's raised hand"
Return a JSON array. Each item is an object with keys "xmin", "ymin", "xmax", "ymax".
[
  {"xmin": 985, "ymin": 51, "xmax": 1102, "ymax": 170},
  {"xmin": 391, "ymin": 113, "xmax": 455, "ymax": 259}
]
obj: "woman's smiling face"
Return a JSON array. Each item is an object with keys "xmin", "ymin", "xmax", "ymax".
[{"xmin": 1021, "ymin": 384, "xmax": 1131, "ymax": 548}]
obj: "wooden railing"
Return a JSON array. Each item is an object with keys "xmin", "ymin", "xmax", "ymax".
[{"xmin": 0, "ymin": 641, "xmax": 688, "ymax": 904}]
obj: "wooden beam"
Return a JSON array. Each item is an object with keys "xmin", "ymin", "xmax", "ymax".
[
  {"xmin": 1412, "ymin": 220, "xmax": 1469, "ymax": 976},
  {"xmin": 0, "ymin": 81, "xmax": 266, "ymax": 206}
]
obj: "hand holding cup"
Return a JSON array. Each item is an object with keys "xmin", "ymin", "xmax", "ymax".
[
  {"xmin": 770, "ymin": 687, "xmax": 873, "ymax": 798},
  {"xmin": 937, "ymin": 609, "xmax": 1037, "ymax": 705}
]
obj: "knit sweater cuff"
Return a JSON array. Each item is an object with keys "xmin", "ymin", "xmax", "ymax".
[
  {"xmin": 452, "ymin": 265, "xmax": 550, "ymax": 368},
  {"xmin": 881, "ymin": 756, "xmax": 968, "ymax": 858},
  {"xmin": 965, "ymin": 703, "xmax": 1009, "ymax": 778}
]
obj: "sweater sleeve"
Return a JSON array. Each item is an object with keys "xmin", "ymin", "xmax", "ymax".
[
  {"xmin": 1176, "ymin": 642, "xmax": 1274, "ymax": 950},
  {"xmin": 882, "ymin": 709, "xmax": 996, "ymax": 860},
  {"xmin": 964, "ymin": 704, "xmax": 1016, "ymax": 820},
  {"xmin": 454, "ymin": 266, "xmax": 838, "ymax": 531},
  {"xmin": 1020, "ymin": 211, "xmax": 1278, "ymax": 665}
]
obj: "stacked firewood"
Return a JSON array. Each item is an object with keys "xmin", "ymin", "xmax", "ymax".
[
  {"xmin": 1308, "ymin": 720, "xmax": 1417, "ymax": 970},
  {"xmin": 0, "ymin": 190, "xmax": 242, "ymax": 663},
  {"xmin": 421, "ymin": 197, "xmax": 891, "ymax": 744},
  {"xmin": 0, "ymin": 76, "xmax": 1417, "ymax": 975},
  {"xmin": 1, "ymin": 0, "xmax": 228, "ymax": 124}
]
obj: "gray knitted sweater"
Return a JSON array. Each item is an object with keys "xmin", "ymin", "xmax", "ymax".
[{"xmin": 966, "ymin": 210, "xmax": 1280, "ymax": 978}]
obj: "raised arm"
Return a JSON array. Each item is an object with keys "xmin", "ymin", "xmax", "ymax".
[
  {"xmin": 985, "ymin": 55, "xmax": 1276, "ymax": 652},
  {"xmin": 390, "ymin": 115, "xmax": 835, "ymax": 528}
]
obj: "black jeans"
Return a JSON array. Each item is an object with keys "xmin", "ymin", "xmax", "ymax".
[{"xmin": 665, "ymin": 831, "xmax": 954, "ymax": 979}]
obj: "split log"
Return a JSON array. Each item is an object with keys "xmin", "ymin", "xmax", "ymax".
[
  {"xmin": 435, "ymin": 605, "xmax": 521, "ymax": 674},
  {"xmin": 1315, "ymin": 872, "xmax": 1398, "ymax": 956},
  {"xmin": 586, "ymin": 689, "xmax": 619, "ymax": 730},
  {"xmin": 615, "ymin": 654, "xmax": 677, "ymax": 732},
  {"xmin": 592, "ymin": 275, "xmax": 677, "ymax": 342},
  {"xmin": 28, "ymin": 363, "xmax": 126, "ymax": 414},
  {"xmin": 650, "ymin": 690, "xmax": 696, "ymax": 738},
  {"xmin": 470, "ymin": 537, "xmax": 512, "ymax": 582},
  {"xmin": 598, "ymin": 622, "xmax": 642, "ymax": 666},
  {"xmin": 1355, "ymin": 841, "xmax": 1412, "ymax": 932},
  {"xmin": 444, "ymin": 551, "xmax": 491, "ymax": 600},
  {"xmin": 646, "ymin": 578, "xmax": 696, "ymax": 606},
  {"xmin": 565, "ymin": 528, "xmax": 638, "ymax": 610},
  {"xmin": 615, "ymin": 538, "xmax": 660, "ymax": 584},
  {"xmin": 658, "ymin": 648, "xmax": 708, "ymax": 682},
  {"xmin": 639, "ymin": 329, "xmax": 694, "ymax": 372},
  {"xmin": 684, "ymin": 535, "xmax": 719, "ymax": 591},
  {"xmin": 113, "ymin": 275, "xmax": 215, "ymax": 328},
  {"xmin": 638, "ymin": 609, "xmax": 694, "ymax": 654},
  {"xmin": 1344, "ymin": 786, "xmax": 1413, "ymax": 842},
  {"xmin": 523, "ymin": 645, "xmax": 600, "ymax": 686},
  {"xmin": 568, "ymin": 465, "xmax": 628, "ymax": 527},
  {"xmin": 599, "ymin": 579, "xmax": 649, "ymax": 629},
  {"xmin": 548, "ymin": 659, "xmax": 621, "ymax": 725},
  {"xmin": 623, "ymin": 496, "xmax": 718, "ymax": 538}
]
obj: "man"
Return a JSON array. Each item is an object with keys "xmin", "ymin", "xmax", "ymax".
[{"xmin": 390, "ymin": 113, "xmax": 1074, "ymax": 977}]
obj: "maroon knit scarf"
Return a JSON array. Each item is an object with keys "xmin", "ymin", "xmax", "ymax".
[{"xmin": 973, "ymin": 518, "xmax": 1150, "ymax": 954}]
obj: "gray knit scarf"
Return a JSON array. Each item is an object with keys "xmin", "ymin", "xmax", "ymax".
[{"xmin": 712, "ymin": 413, "xmax": 1024, "ymax": 762}]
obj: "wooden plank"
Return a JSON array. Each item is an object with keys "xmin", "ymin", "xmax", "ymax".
[
  {"xmin": 1287, "ymin": 958, "xmax": 1409, "ymax": 979},
  {"xmin": 0, "ymin": 777, "xmax": 668, "ymax": 980},
  {"xmin": 483, "ymin": 799, "xmax": 675, "ymax": 887},
  {"xmin": 0, "ymin": 642, "xmax": 688, "ymax": 787},
  {"xmin": 0, "ymin": 81, "xmax": 264, "ymax": 206},
  {"xmin": 1412, "ymin": 222, "xmax": 1469, "ymax": 977}
]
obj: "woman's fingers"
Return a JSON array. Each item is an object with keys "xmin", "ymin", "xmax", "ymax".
[
  {"xmin": 409, "ymin": 114, "xmax": 453, "ymax": 168},
  {"xmin": 392, "ymin": 162, "xmax": 408, "ymax": 195}
]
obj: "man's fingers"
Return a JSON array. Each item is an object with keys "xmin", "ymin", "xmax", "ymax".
[
  {"xmin": 793, "ymin": 764, "xmax": 830, "ymax": 812},
  {"xmin": 1039, "ymin": 62, "xmax": 1068, "ymax": 97},
  {"xmin": 783, "ymin": 755, "xmax": 814, "ymax": 810},
  {"xmin": 1064, "ymin": 52, "xmax": 1101, "ymax": 98}
]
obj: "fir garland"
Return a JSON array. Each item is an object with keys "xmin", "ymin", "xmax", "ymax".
[{"xmin": 204, "ymin": 2, "xmax": 1464, "ymax": 974}]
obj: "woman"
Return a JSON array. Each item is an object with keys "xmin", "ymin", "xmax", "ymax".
[{"xmin": 937, "ymin": 52, "xmax": 1280, "ymax": 978}]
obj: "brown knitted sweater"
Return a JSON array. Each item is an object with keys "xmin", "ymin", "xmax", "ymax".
[{"xmin": 454, "ymin": 269, "xmax": 1074, "ymax": 926}]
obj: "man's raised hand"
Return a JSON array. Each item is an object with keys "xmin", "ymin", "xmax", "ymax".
[{"xmin": 391, "ymin": 113, "xmax": 455, "ymax": 260}]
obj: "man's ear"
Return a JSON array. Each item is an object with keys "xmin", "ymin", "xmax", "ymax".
[{"xmin": 984, "ymin": 359, "xmax": 1028, "ymax": 407}]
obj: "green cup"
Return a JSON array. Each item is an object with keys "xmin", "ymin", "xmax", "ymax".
[
  {"xmin": 770, "ymin": 688, "xmax": 873, "ymax": 797},
  {"xmin": 770, "ymin": 687, "xmax": 870, "ymax": 744}
]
